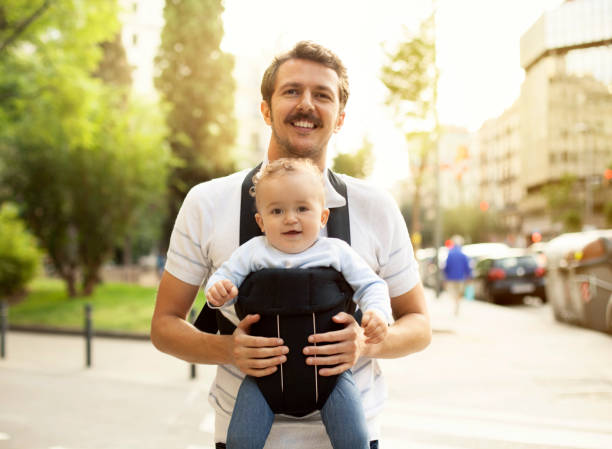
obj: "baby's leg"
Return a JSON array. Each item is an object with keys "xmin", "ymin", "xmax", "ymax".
[
  {"xmin": 320, "ymin": 371, "xmax": 369, "ymax": 449},
  {"xmin": 226, "ymin": 376, "xmax": 274, "ymax": 449}
]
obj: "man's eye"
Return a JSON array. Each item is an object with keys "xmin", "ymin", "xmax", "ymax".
[
  {"xmin": 316, "ymin": 93, "xmax": 331, "ymax": 100},
  {"xmin": 285, "ymin": 89, "xmax": 298, "ymax": 95}
]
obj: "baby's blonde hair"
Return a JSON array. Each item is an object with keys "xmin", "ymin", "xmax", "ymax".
[{"xmin": 250, "ymin": 158, "xmax": 326, "ymax": 208}]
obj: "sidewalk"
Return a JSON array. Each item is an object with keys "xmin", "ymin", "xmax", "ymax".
[
  {"xmin": 0, "ymin": 289, "xmax": 465, "ymax": 379},
  {"xmin": 0, "ymin": 290, "xmax": 539, "ymax": 449}
]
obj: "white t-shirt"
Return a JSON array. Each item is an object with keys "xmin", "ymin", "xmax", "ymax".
[
  {"xmin": 205, "ymin": 236, "xmax": 392, "ymax": 323},
  {"xmin": 165, "ymin": 167, "xmax": 420, "ymax": 448}
]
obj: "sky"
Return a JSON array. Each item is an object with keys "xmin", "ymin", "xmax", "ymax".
[{"xmin": 220, "ymin": 0, "xmax": 565, "ymax": 185}]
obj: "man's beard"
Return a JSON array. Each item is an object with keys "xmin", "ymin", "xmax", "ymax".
[{"xmin": 270, "ymin": 111, "xmax": 325, "ymax": 159}]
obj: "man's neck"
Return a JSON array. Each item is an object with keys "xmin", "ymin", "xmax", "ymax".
[{"xmin": 266, "ymin": 148, "xmax": 327, "ymax": 171}]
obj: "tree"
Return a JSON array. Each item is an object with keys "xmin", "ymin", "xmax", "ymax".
[
  {"xmin": 332, "ymin": 137, "xmax": 374, "ymax": 179},
  {"xmin": 543, "ymin": 174, "xmax": 583, "ymax": 232},
  {"xmin": 155, "ymin": 0, "xmax": 237, "ymax": 249},
  {"xmin": 0, "ymin": 1, "xmax": 171, "ymax": 296},
  {"xmin": 381, "ymin": 12, "xmax": 439, "ymax": 250},
  {"xmin": 0, "ymin": 203, "xmax": 41, "ymax": 302},
  {"xmin": 442, "ymin": 205, "xmax": 506, "ymax": 244}
]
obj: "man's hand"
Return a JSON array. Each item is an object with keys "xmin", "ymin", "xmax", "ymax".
[
  {"xmin": 206, "ymin": 279, "xmax": 238, "ymax": 307},
  {"xmin": 302, "ymin": 312, "xmax": 366, "ymax": 377},
  {"xmin": 231, "ymin": 314, "xmax": 289, "ymax": 377},
  {"xmin": 361, "ymin": 309, "xmax": 388, "ymax": 344}
]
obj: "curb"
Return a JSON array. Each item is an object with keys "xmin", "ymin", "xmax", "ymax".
[{"xmin": 8, "ymin": 324, "xmax": 150, "ymax": 341}]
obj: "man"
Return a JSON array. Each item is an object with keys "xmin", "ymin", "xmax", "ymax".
[
  {"xmin": 151, "ymin": 41, "xmax": 431, "ymax": 449},
  {"xmin": 443, "ymin": 235, "xmax": 472, "ymax": 316}
]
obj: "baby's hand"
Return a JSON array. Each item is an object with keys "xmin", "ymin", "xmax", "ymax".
[
  {"xmin": 207, "ymin": 279, "xmax": 238, "ymax": 307},
  {"xmin": 361, "ymin": 310, "xmax": 388, "ymax": 344}
]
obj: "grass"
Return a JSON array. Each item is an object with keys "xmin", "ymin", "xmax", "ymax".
[{"xmin": 6, "ymin": 277, "xmax": 206, "ymax": 334}]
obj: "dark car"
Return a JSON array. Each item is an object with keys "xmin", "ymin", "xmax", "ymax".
[{"xmin": 472, "ymin": 250, "xmax": 547, "ymax": 305}]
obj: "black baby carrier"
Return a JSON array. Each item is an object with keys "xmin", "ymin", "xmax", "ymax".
[{"xmin": 193, "ymin": 164, "xmax": 358, "ymax": 417}]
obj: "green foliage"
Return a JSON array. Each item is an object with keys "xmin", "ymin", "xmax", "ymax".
[
  {"xmin": 9, "ymin": 277, "xmax": 204, "ymax": 333},
  {"xmin": 0, "ymin": 0, "xmax": 171, "ymax": 296},
  {"xmin": 381, "ymin": 12, "xmax": 439, "ymax": 248},
  {"xmin": 0, "ymin": 203, "xmax": 41, "ymax": 300},
  {"xmin": 442, "ymin": 205, "xmax": 506, "ymax": 244},
  {"xmin": 93, "ymin": 32, "xmax": 132, "ymax": 88},
  {"xmin": 381, "ymin": 15, "xmax": 437, "ymax": 122},
  {"xmin": 155, "ymin": 0, "xmax": 237, "ymax": 247},
  {"xmin": 543, "ymin": 174, "xmax": 583, "ymax": 232},
  {"xmin": 332, "ymin": 138, "xmax": 374, "ymax": 179}
]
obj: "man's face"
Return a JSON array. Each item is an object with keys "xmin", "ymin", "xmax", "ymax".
[
  {"xmin": 262, "ymin": 58, "xmax": 345, "ymax": 165},
  {"xmin": 255, "ymin": 170, "xmax": 329, "ymax": 254}
]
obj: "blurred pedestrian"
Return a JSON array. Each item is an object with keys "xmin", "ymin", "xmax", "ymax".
[{"xmin": 443, "ymin": 235, "xmax": 472, "ymax": 316}]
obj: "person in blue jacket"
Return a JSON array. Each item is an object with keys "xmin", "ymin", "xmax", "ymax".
[{"xmin": 443, "ymin": 235, "xmax": 472, "ymax": 315}]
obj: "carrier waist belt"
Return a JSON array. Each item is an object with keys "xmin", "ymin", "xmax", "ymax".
[{"xmin": 231, "ymin": 267, "xmax": 355, "ymax": 417}]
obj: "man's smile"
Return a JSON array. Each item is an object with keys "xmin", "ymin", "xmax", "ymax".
[{"xmin": 285, "ymin": 112, "xmax": 322, "ymax": 131}]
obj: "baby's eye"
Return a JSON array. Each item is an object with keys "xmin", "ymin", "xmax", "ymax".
[
  {"xmin": 298, "ymin": 206, "xmax": 309, "ymax": 212},
  {"xmin": 271, "ymin": 208, "xmax": 283, "ymax": 215}
]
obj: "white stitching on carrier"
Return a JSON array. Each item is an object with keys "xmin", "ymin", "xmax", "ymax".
[{"xmin": 312, "ymin": 312, "xmax": 318, "ymax": 404}]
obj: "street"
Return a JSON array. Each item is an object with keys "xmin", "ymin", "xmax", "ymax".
[{"xmin": 1, "ymin": 292, "xmax": 611, "ymax": 449}]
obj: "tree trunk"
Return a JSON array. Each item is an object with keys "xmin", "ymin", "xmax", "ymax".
[{"xmin": 82, "ymin": 264, "xmax": 101, "ymax": 296}]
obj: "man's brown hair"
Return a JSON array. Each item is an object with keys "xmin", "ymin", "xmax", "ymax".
[{"xmin": 260, "ymin": 41, "xmax": 350, "ymax": 111}]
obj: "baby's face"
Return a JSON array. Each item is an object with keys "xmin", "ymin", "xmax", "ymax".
[{"xmin": 255, "ymin": 170, "xmax": 329, "ymax": 254}]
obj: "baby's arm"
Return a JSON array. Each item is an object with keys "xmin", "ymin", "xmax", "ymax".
[
  {"xmin": 204, "ymin": 238, "xmax": 259, "ymax": 309},
  {"xmin": 361, "ymin": 309, "xmax": 388, "ymax": 344},
  {"xmin": 206, "ymin": 279, "xmax": 238, "ymax": 307},
  {"xmin": 333, "ymin": 239, "xmax": 392, "ymax": 343}
]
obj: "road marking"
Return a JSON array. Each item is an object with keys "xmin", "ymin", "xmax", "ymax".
[{"xmin": 382, "ymin": 404, "xmax": 612, "ymax": 449}]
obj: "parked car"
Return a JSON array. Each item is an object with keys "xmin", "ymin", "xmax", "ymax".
[
  {"xmin": 545, "ymin": 229, "xmax": 612, "ymax": 334},
  {"xmin": 416, "ymin": 246, "xmax": 447, "ymax": 288},
  {"xmin": 472, "ymin": 249, "xmax": 547, "ymax": 305},
  {"xmin": 463, "ymin": 242, "xmax": 510, "ymax": 263}
]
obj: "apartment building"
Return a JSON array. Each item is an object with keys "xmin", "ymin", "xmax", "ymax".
[{"xmin": 478, "ymin": 0, "xmax": 612, "ymax": 238}]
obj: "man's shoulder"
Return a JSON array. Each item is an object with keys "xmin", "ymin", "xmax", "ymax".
[
  {"xmin": 186, "ymin": 168, "xmax": 250, "ymax": 199},
  {"xmin": 335, "ymin": 172, "xmax": 395, "ymax": 203},
  {"xmin": 333, "ymin": 173, "xmax": 399, "ymax": 220}
]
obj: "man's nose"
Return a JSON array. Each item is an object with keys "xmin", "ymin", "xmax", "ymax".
[{"xmin": 297, "ymin": 91, "xmax": 314, "ymax": 112}]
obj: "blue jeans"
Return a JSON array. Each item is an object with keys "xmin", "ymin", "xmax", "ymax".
[{"xmin": 226, "ymin": 371, "xmax": 370, "ymax": 449}]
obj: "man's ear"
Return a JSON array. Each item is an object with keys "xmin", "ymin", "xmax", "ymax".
[
  {"xmin": 333, "ymin": 111, "xmax": 346, "ymax": 133},
  {"xmin": 321, "ymin": 208, "xmax": 330, "ymax": 228},
  {"xmin": 261, "ymin": 101, "xmax": 272, "ymax": 126},
  {"xmin": 255, "ymin": 212, "xmax": 265, "ymax": 233}
]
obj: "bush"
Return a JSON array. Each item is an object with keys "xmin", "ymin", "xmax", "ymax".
[{"xmin": 0, "ymin": 203, "xmax": 41, "ymax": 300}]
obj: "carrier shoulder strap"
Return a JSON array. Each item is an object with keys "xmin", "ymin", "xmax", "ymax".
[{"xmin": 193, "ymin": 163, "xmax": 351, "ymax": 333}]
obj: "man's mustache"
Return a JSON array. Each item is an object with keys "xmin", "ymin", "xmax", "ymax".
[{"xmin": 284, "ymin": 112, "xmax": 322, "ymax": 128}]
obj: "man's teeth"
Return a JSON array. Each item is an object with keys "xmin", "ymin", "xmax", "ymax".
[{"xmin": 293, "ymin": 121, "xmax": 314, "ymax": 128}]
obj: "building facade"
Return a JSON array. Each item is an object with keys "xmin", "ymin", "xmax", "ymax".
[
  {"xmin": 477, "ymin": 101, "xmax": 523, "ymax": 238},
  {"xmin": 519, "ymin": 0, "xmax": 612, "ymax": 236},
  {"xmin": 478, "ymin": 0, "xmax": 612, "ymax": 240}
]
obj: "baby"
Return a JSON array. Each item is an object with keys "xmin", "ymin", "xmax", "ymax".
[{"xmin": 206, "ymin": 158, "xmax": 391, "ymax": 449}]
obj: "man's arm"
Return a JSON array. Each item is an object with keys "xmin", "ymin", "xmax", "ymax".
[
  {"xmin": 151, "ymin": 270, "xmax": 288, "ymax": 374},
  {"xmin": 303, "ymin": 282, "xmax": 431, "ymax": 376},
  {"xmin": 365, "ymin": 282, "xmax": 431, "ymax": 358}
]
